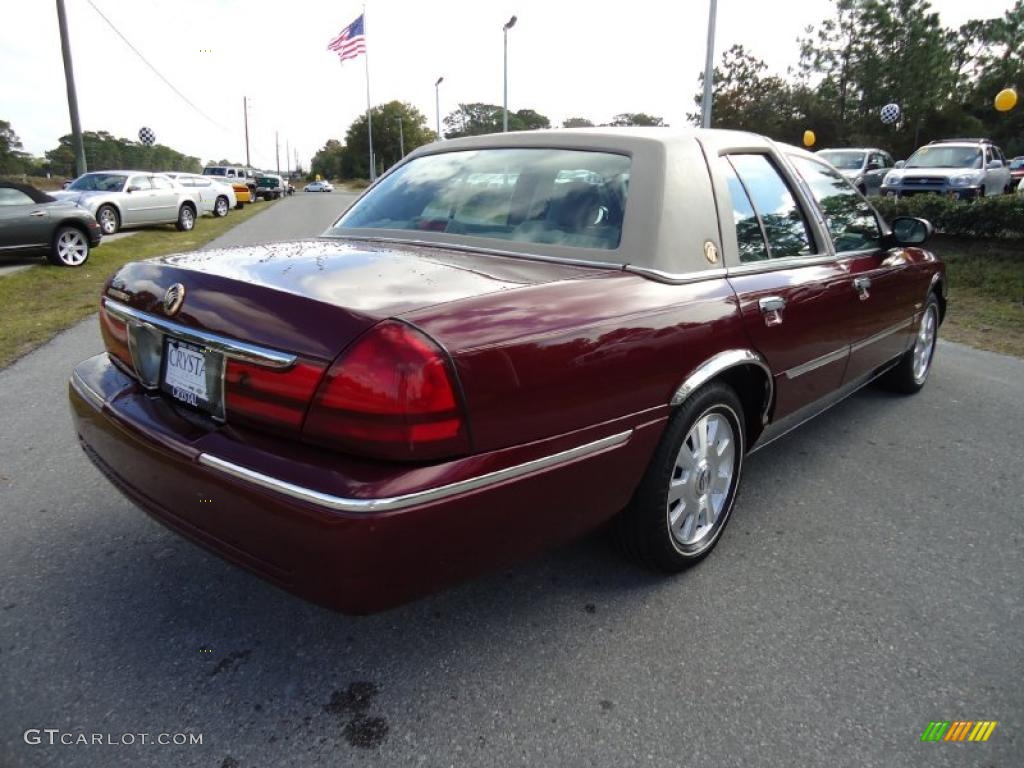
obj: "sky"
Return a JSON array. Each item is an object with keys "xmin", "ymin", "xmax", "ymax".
[{"xmin": 0, "ymin": 0, "xmax": 1016, "ymax": 171}]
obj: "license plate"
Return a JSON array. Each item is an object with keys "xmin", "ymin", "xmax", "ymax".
[{"xmin": 160, "ymin": 338, "xmax": 221, "ymax": 415}]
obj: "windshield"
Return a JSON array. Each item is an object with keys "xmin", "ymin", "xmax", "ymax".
[
  {"xmin": 817, "ymin": 151, "xmax": 865, "ymax": 171},
  {"xmin": 203, "ymin": 167, "xmax": 227, "ymax": 176},
  {"xmin": 68, "ymin": 173, "xmax": 128, "ymax": 192},
  {"xmin": 330, "ymin": 148, "xmax": 631, "ymax": 253},
  {"xmin": 906, "ymin": 146, "xmax": 982, "ymax": 169}
]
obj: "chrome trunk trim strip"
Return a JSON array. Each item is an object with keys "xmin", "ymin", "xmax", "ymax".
[
  {"xmin": 198, "ymin": 430, "xmax": 634, "ymax": 514},
  {"xmin": 103, "ymin": 298, "xmax": 296, "ymax": 369}
]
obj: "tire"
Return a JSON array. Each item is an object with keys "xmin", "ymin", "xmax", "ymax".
[
  {"xmin": 880, "ymin": 293, "xmax": 940, "ymax": 394},
  {"xmin": 47, "ymin": 225, "xmax": 90, "ymax": 267},
  {"xmin": 175, "ymin": 203, "xmax": 196, "ymax": 232},
  {"xmin": 96, "ymin": 204, "xmax": 119, "ymax": 235},
  {"xmin": 614, "ymin": 382, "xmax": 746, "ymax": 571},
  {"xmin": 214, "ymin": 195, "xmax": 229, "ymax": 217},
  {"xmin": 235, "ymin": 199, "xmax": 244, "ymax": 210}
]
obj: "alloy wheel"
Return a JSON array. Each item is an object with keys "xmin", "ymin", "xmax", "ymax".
[
  {"xmin": 56, "ymin": 229, "xmax": 88, "ymax": 266},
  {"xmin": 912, "ymin": 305, "xmax": 937, "ymax": 383},
  {"xmin": 98, "ymin": 208, "xmax": 117, "ymax": 235}
]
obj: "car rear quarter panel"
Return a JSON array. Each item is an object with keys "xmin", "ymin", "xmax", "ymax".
[{"xmin": 404, "ymin": 272, "xmax": 750, "ymax": 454}]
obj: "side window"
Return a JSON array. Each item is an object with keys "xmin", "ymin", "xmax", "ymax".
[
  {"xmin": 727, "ymin": 154, "xmax": 816, "ymax": 260},
  {"xmin": 721, "ymin": 161, "xmax": 769, "ymax": 262},
  {"xmin": 0, "ymin": 188, "xmax": 35, "ymax": 206},
  {"xmin": 789, "ymin": 156, "xmax": 881, "ymax": 253},
  {"xmin": 128, "ymin": 175, "xmax": 152, "ymax": 191},
  {"xmin": 226, "ymin": 169, "xmax": 236, "ymax": 178},
  {"xmin": 150, "ymin": 176, "xmax": 173, "ymax": 190}
]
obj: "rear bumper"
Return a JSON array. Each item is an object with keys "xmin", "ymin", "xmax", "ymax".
[{"xmin": 70, "ymin": 354, "xmax": 661, "ymax": 613}]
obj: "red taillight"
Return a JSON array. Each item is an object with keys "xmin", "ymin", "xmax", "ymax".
[
  {"xmin": 225, "ymin": 360, "xmax": 326, "ymax": 433},
  {"xmin": 99, "ymin": 304, "xmax": 133, "ymax": 372},
  {"xmin": 303, "ymin": 320, "xmax": 470, "ymax": 460}
]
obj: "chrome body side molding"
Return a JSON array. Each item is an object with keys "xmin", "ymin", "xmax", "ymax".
[
  {"xmin": 850, "ymin": 318, "xmax": 914, "ymax": 353},
  {"xmin": 198, "ymin": 430, "xmax": 634, "ymax": 514},
  {"xmin": 103, "ymin": 298, "xmax": 296, "ymax": 369},
  {"xmin": 670, "ymin": 349, "xmax": 774, "ymax": 423},
  {"xmin": 784, "ymin": 346, "xmax": 849, "ymax": 379}
]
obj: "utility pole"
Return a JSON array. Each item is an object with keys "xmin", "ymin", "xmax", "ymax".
[
  {"xmin": 502, "ymin": 16, "xmax": 517, "ymax": 132},
  {"xmin": 435, "ymin": 76, "xmax": 444, "ymax": 139},
  {"xmin": 396, "ymin": 117, "xmax": 404, "ymax": 160},
  {"xmin": 56, "ymin": 0, "xmax": 87, "ymax": 176},
  {"xmin": 243, "ymin": 96, "xmax": 251, "ymax": 167},
  {"xmin": 700, "ymin": 0, "xmax": 717, "ymax": 129},
  {"xmin": 275, "ymin": 130, "xmax": 280, "ymax": 176},
  {"xmin": 285, "ymin": 138, "xmax": 290, "ymax": 177}
]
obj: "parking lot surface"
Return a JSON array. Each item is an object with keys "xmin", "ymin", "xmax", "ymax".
[{"xmin": 1, "ymin": 191, "xmax": 1021, "ymax": 767}]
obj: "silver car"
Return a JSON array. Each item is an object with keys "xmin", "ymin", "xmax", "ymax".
[
  {"xmin": 164, "ymin": 173, "xmax": 236, "ymax": 218},
  {"xmin": 816, "ymin": 148, "xmax": 895, "ymax": 195},
  {"xmin": 52, "ymin": 171, "xmax": 201, "ymax": 235}
]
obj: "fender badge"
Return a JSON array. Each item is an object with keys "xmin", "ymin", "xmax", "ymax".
[
  {"xmin": 163, "ymin": 283, "xmax": 186, "ymax": 316},
  {"xmin": 703, "ymin": 240, "xmax": 719, "ymax": 264}
]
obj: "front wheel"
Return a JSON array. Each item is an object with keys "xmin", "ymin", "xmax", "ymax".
[
  {"xmin": 880, "ymin": 294, "xmax": 939, "ymax": 394},
  {"xmin": 95, "ymin": 204, "xmax": 119, "ymax": 235},
  {"xmin": 614, "ymin": 382, "xmax": 745, "ymax": 571},
  {"xmin": 175, "ymin": 204, "xmax": 196, "ymax": 232},
  {"xmin": 48, "ymin": 225, "xmax": 90, "ymax": 266}
]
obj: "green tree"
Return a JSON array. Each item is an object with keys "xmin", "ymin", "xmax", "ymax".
[
  {"xmin": 344, "ymin": 101, "xmax": 437, "ymax": 178},
  {"xmin": 0, "ymin": 120, "xmax": 30, "ymax": 174},
  {"xmin": 310, "ymin": 139, "xmax": 347, "ymax": 181},
  {"xmin": 607, "ymin": 113, "xmax": 666, "ymax": 127},
  {"xmin": 42, "ymin": 130, "xmax": 201, "ymax": 176},
  {"xmin": 443, "ymin": 103, "xmax": 551, "ymax": 138},
  {"xmin": 562, "ymin": 117, "xmax": 594, "ymax": 128}
]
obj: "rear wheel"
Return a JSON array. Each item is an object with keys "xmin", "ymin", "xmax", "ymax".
[
  {"xmin": 48, "ymin": 225, "xmax": 90, "ymax": 266},
  {"xmin": 614, "ymin": 382, "xmax": 745, "ymax": 571},
  {"xmin": 96, "ymin": 204, "xmax": 119, "ymax": 235},
  {"xmin": 175, "ymin": 204, "xmax": 196, "ymax": 232},
  {"xmin": 214, "ymin": 195, "xmax": 229, "ymax": 217},
  {"xmin": 880, "ymin": 294, "xmax": 939, "ymax": 394}
]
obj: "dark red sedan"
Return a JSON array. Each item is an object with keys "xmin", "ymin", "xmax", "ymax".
[{"xmin": 69, "ymin": 129, "xmax": 946, "ymax": 613}]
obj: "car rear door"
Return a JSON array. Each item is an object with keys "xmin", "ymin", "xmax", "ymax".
[
  {"xmin": 0, "ymin": 188, "xmax": 51, "ymax": 249},
  {"xmin": 709, "ymin": 150, "xmax": 856, "ymax": 421},
  {"xmin": 787, "ymin": 154, "xmax": 915, "ymax": 380}
]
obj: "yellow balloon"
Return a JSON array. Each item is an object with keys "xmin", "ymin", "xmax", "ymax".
[
  {"xmin": 803, "ymin": 130, "xmax": 816, "ymax": 147},
  {"xmin": 994, "ymin": 88, "xmax": 1018, "ymax": 112}
]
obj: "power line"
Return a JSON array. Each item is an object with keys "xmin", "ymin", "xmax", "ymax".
[{"xmin": 85, "ymin": 0, "xmax": 229, "ymax": 132}]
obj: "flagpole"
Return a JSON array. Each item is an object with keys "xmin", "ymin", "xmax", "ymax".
[{"xmin": 363, "ymin": 5, "xmax": 375, "ymax": 181}]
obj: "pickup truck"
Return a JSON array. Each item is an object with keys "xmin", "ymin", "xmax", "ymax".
[
  {"xmin": 201, "ymin": 166, "xmax": 257, "ymax": 207},
  {"xmin": 255, "ymin": 174, "xmax": 285, "ymax": 200}
]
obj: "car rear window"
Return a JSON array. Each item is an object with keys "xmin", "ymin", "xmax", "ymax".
[{"xmin": 331, "ymin": 148, "xmax": 631, "ymax": 251}]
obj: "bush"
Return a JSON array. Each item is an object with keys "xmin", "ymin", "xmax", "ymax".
[{"xmin": 870, "ymin": 194, "xmax": 1024, "ymax": 239}]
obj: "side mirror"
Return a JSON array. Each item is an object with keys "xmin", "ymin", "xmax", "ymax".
[
  {"xmin": 62, "ymin": 180, "xmax": 72, "ymax": 189},
  {"xmin": 126, "ymin": 185, "xmax": 141, "ymax": 193},
  {"xmin": 893, "ymin": 160, "xmax": 906, "ymax": 169},
  {"xmin": 890, "ymin": 216, "xmax": 932, "ymax": 246}
]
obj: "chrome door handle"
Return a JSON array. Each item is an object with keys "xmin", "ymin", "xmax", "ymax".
[
  {"xmin": 853, "ymin": 276, "xmax": 871, "ymax": 300},
  {"xmin": 758, "ymin": 296, "xmax": 786, "ymax": 327},
  {"xmin": 29, "ymin": 210, "xmax": 46, "ymax": 217}
]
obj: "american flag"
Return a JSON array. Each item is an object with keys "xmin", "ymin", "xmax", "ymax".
[{"xmin": 327, "ymin": 14, "xmax": 367, "ymax": 63}]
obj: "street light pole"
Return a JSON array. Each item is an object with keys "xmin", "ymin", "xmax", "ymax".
[
  {"xmin": 435, "ymin": 76, "xmax": 444, "ymax": 139},
  {"xmin": 55, "ymin": 0, "xmax": 87, "ymax": 176},
  {"xmin": 700, "ymin": 0, "xmax": 717, "ymax": 129},
  {"xmin": 243, "ymin": 96, "xmax": 251, "ymax": 167},
  {"xmin": 502, "ymin": 15, "xmax": 517, "ymax": 132}
]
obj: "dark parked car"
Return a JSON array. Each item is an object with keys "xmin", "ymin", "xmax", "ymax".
[
  {"xmin": 70, "ymin": 129, "xmax": 946, "ymax": 613},
  {"xmin": 0, "ymin": 180, "xmax": 101, "ymax": 266},
  {"xmin": 1009, "ymin": 156, "xmax": 1024, "ymax": 185}
]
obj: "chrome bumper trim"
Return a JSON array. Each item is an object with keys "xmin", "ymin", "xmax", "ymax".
[
  {"xmin": 102, "ymin": 298, "xmax": 296, "ymax": 369},
  {"xmin": 70, "ymin": 369, "xmax": 105, "ymax": 411},
  {"xmin": 198, "ymin": 429, "xmax": 634, "ymax": 514}
]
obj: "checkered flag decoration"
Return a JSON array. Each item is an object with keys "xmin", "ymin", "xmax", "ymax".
[
  {"xmin": 138, "ymin": 126, "xmax": 156, "ymax": 146},
  {"xmin": 880, "ymin": 103, "xmax": 901, "ymax": 125}
]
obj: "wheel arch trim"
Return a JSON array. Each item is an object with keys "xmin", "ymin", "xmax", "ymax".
[{"xmin": 670, "ymin": 349, "xmax": 774, "ymax": 424}]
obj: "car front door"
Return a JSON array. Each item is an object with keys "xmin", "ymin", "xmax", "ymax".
[
  {"xmin": 122, "ymin": 174, "xmax": 154, "ymax": 224},
  {"xmin": 788, "ymin": 154, "xmax": 917, "ymax": 380},
  {"xmin": 863, "ymin": 153, "xmax": 888, "ymax": 195},
  {"xmin": 0, "ymin": 188, "xmax": 51, "ymax": 249},
  {"xmin": 711, "ymin": 151, "xmax": 856, "ymax": 422},
  {"xmin": 148, "ymin": 176, "xmax": 179, "ymax": 223}
]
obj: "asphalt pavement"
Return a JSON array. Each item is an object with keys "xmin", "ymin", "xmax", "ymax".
[{"xmin": 1, "ymin": 190, "xmax": 1021, "ymax": 767}]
